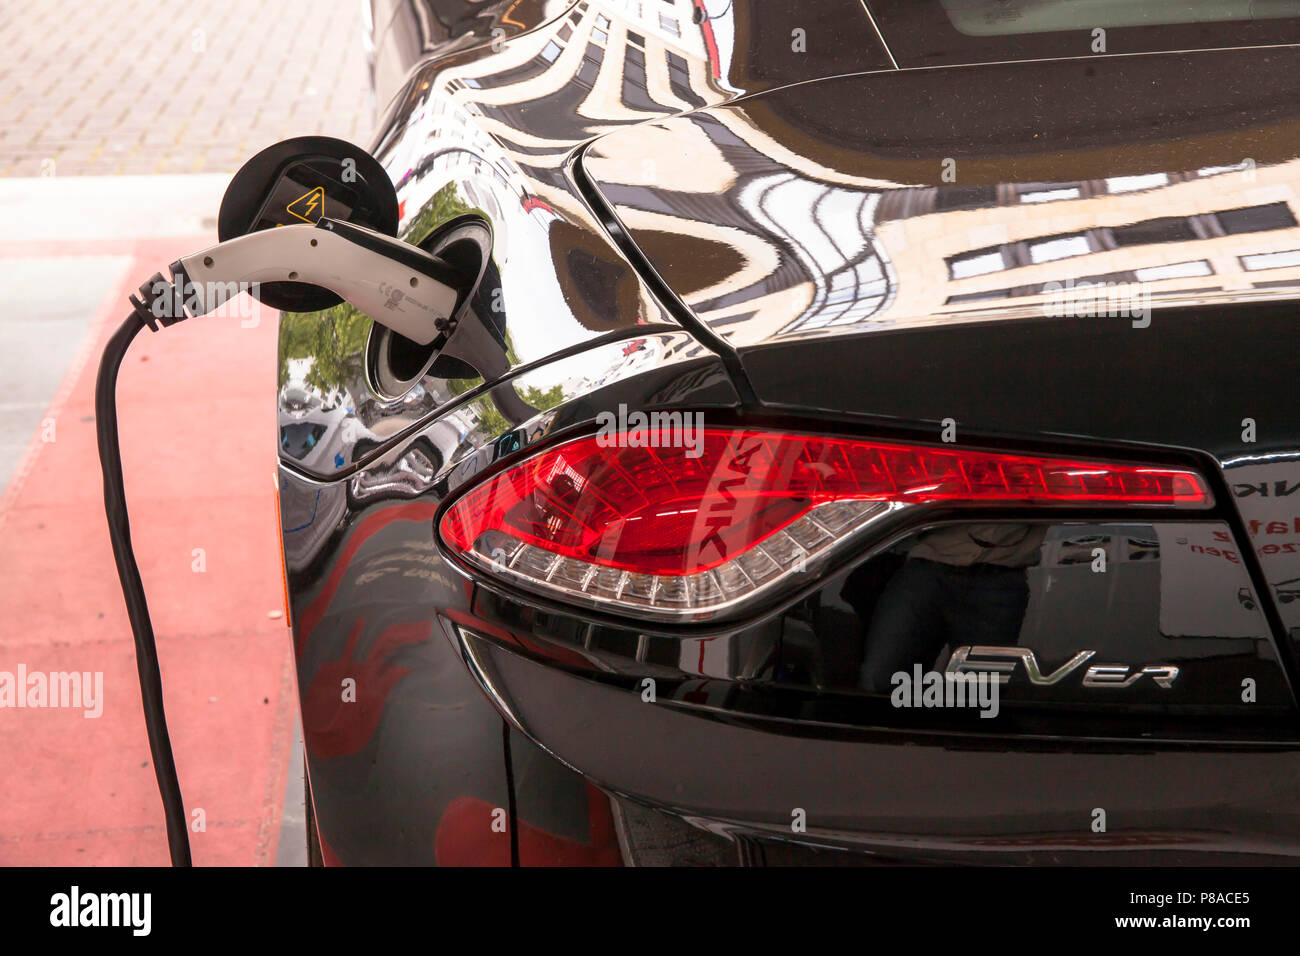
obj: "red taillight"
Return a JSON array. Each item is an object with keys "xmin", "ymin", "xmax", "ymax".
[{"xmin": 439, "ymin": 427, "xmax": 1210, "ymax": 619}]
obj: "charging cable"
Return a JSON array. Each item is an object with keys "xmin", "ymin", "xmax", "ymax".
[{"xmin": 96, "ymin": 218, "xmax": 466, "ymax": 866}]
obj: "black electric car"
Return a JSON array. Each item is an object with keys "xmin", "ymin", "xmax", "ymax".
[{"xmin": 276, "ymin": 0, "xmax": 1300, "ymax": 864}]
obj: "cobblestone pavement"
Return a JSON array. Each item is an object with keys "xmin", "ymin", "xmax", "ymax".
[{"xmin": 0, "ymin": 0, "xmax": 373, "ymax": 177}]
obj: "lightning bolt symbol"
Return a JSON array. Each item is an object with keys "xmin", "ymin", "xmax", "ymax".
[{"xmin": 288, "ymin": 187, "xmax": 325, "ymax": 223}]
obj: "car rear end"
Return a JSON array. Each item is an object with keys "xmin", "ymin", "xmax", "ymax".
[{"xmin": 282, "ymin": 0, "xmax": 1300, "ymax": 864}]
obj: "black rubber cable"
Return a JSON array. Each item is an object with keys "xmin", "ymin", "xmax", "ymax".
[
  {"xmin": 502, "ymin": 721, "xmax": 519, "ymax": 867},
  {"xmin": 95, "ymin": 312, "xmax": 193, "ymax": 867}
]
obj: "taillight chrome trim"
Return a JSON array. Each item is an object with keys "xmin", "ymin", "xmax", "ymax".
[{"xmin": 458, "ymin": 499, "xmax": 906, "ymax": 622}]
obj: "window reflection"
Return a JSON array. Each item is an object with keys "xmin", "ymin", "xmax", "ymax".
[{"xmin": 787, "ymin": 520, "xmax": 1288, "ymax": 711}]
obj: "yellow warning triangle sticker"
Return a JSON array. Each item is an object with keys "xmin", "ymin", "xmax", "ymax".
[{"xmin": 286, "ymin": 186, "xmax": 325, "ymax": 223}]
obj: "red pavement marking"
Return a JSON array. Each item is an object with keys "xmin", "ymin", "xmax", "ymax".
[{"xmin": 0, "ymin": 237, "xmax": 296, "ymax": 865}]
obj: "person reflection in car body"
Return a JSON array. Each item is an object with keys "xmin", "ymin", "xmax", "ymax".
[{"xmin": 858, "ymin": 524, "xmax": 1046, "ymax": 693}]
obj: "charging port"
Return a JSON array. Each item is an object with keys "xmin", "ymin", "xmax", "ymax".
[{"xmin": 367, "ymin": 217, "xmax": 491, "ymax": 399}]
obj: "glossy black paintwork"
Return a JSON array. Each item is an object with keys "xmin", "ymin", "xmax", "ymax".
[
  {"xmin": 457, "ymin": 629, "xmax": 1300, "ymax": 863},
  {"xmin": 283, "ymin": 0, "xmax": 901, "ymax": 479},
  {"xmin": 734, "ymin": 303, "xmax": 1297, "ymax": 457},
  {"xmin": 368, "ymin": 0, "xmax": 571, "ymax": 109},
  {"xmin": 448, "ymin": 488, "xmax": 1296, "ymax": 722},
  {"xmin": 583, "ymin": 46, "xmax": 1300, "ymax": 352},
  {"xmin": 281, "ymin": 1, "xmax": 1300, "ymax": 864},
  {"xmin": 581, "ymin": 44, "xmax": 1300, "ymax": 681},
  {"xmin": 867, "ymin": 0, "xmax": 1300, "ymax": 68},
  {"xmin": 283, "ymin": 334, "xmax": 738, "ymax": 864}
]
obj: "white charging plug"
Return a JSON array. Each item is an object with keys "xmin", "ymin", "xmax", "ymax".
[{"xmin": 176, "ymin": 218, "xmax": 463, "ymax": 344}]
